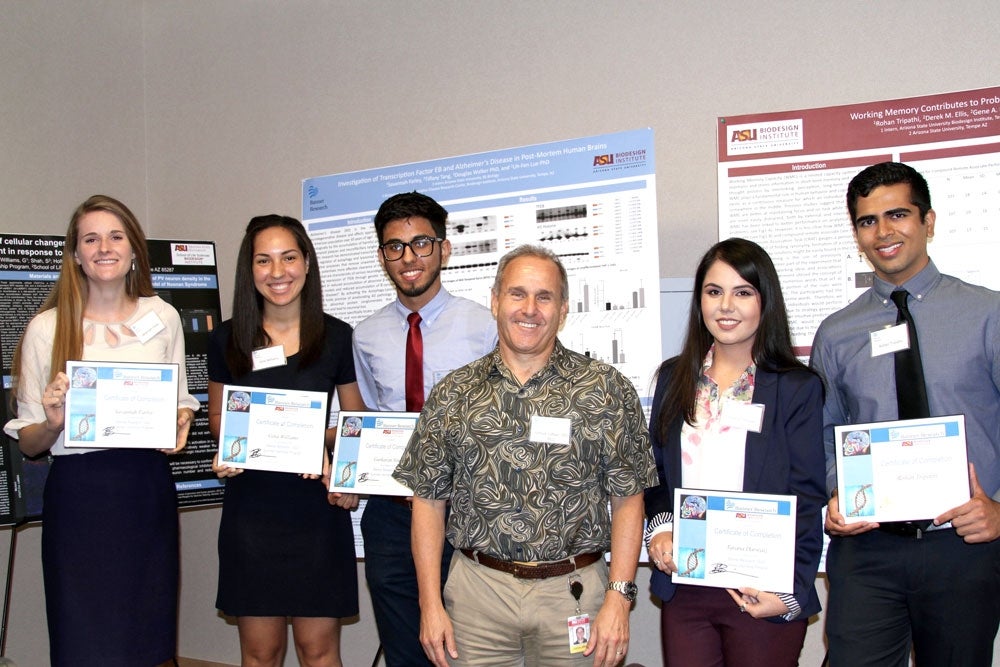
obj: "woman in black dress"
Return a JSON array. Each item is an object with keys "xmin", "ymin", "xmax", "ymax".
[{"xmin": 208, "ymin": 215, "xmax": 364, "ymax": 667}]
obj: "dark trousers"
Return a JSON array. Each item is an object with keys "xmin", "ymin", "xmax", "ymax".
[
  {"xmin": 361, "ymin": 496, "xmax": 454, "ymax": 667},
  {"xmin": 826, "ymin": 528, "xmax": 1000, "ymax": 667},
  {"xmin": 660, "ymin": 585, "xmax": 807, "ymax": 667}
]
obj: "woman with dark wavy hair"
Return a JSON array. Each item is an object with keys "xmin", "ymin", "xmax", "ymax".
[{"xmin": 643, "ymin": 238, "xmax": 825, "ymax": 666}]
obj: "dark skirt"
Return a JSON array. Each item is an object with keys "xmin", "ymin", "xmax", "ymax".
[
  {"xmin": 42, "ymin": 449, "xmax": 179, "ymax": 667},
  {"xmin": 216, "ymin": 469, "xmax": 358, "ymax": 617}
]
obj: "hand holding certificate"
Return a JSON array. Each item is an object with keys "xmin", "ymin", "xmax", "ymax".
[
  {"xmin": 64, "ymin": 361, "xmax": 180, "ymax": 449},
  {"xmin": 329, "ymin": 411, "xmax": 416, "ymax": 496},
  {"xmin": 217, "ymin": 384, "xmax": 329, "ymax": 475},
  {"xmin": 834, "ymin": 415, "xmax": 970, "ymax": 524},
  {"xmin": 672, "ymin": 488, "xmax": 796, "ymax": 594}
]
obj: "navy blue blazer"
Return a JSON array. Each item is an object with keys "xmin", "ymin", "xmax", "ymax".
[{"xmin": 643, "ymin": 359, "xmax": 826, "ymax": 621}]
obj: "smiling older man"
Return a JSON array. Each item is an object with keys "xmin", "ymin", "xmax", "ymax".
[{"xmin": 394, "ymin": 244, "xmax": 657, "ymax": 667}]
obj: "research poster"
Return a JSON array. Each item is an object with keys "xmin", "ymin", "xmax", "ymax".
[
  {"xmin": 718, "ymin": 86, "xmax": 1000, "ymax": 354},
  {"xmin": 0, "ymin": 235, "xmax": 224, "ymax": 524},
  {"xmin": 302, "ymin": 129, "xmax": 661, "ymax": 401},
  {"xmin": 304, "ymin": 129, "xmax": 661, "ymax": 558}
]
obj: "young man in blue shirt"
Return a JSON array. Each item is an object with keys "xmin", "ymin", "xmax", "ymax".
[
  {"xmin": 812, "ymin": 162, "xmax": 1000, "ymax": 667},
  {"xmin": 353, "ymin": 192, "xmax": 496, "ymax": 666}
]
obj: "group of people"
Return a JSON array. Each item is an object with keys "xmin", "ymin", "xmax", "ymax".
[{"xmin": 3, "ymin": 161, "xmax": 998, "ymax": 667}]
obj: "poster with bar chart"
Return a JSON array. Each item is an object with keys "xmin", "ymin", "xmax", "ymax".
[{"xmin": 302, "ymin": 129, "xmax": 662, "ymax": 403}]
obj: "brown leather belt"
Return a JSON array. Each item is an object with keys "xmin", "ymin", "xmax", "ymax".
[{"xmin": 460, "ymin": 549, "xmax": 602, "ymax": 579}]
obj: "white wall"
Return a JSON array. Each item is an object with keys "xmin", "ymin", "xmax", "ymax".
[
  {"xmin": 0, "ymin": 1, "xmax": 147, "ymax": 234},
  {"xmin": 2, "ymin": 1, "xmax": 999, "ymax": 664}
]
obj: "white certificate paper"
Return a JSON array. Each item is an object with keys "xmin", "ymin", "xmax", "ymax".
[
  {"xmin": 64, "ymin": 361, "xmax": 179, "ymax": 449},
  {"xmin": 217, "ymin": 384, "xmax": 328, "ymax": 475},
  {"xmin": 835, "ymin": 415, "xmax": 970, "ymax": 523},
  {"xmin": 672, "ymin": 488, "xmax": 796, "ymax": 594},
  {"xmin": 329, "ymin": 411, "xmax": 417, "ymax": 496}
]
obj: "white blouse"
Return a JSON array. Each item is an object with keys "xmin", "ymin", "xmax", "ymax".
[{"xmin": 5, "ymin": 296, "xmax": 199, "ymax": 455}]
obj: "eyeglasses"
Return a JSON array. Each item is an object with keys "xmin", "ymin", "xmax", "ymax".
[{"xmin": 379, "ymin": 236, "xmax": 443, "ymax": 262}]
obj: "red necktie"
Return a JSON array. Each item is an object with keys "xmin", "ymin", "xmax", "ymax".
[{"xmin": 405, "ymin": 312, "xmax": 424, "ymax": 412}]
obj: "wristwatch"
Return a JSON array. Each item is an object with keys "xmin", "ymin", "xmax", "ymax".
[{"xmin": 606, "ymin": 580, "xmax": 638, "ymax": 602}]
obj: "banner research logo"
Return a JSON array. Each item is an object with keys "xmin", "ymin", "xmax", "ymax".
[{"xmin": 306, "ymin": 184, "xmax": 328, "ymax": 213}]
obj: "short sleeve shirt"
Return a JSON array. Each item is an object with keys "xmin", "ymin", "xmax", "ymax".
[{"xmin": 394, "ymin": 340, "xmax": 657, "ymax": 562}]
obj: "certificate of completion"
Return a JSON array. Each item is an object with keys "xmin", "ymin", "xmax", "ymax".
[
  {"xmin": 217, "ymin": 385, "xmax": 328, "ymax": 475},
  {"xmin": 64, "ymin": 361, "xmax": 179, "ymax": 449},
  {"xmin": 672, "ymin": 488, "xmax": 796, "ymax": 594},
  {"xmin": 329, "ymin": 411, "xmax": 417, "ymax": 496},
  {"xmin": 835, "ymin": 415, "xmax": 969, "ymax": 523}
]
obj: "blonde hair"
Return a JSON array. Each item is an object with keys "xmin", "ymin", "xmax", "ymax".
[{"xmin": 10, "ymin": 195, "xmax": 154, "ymax": 406}]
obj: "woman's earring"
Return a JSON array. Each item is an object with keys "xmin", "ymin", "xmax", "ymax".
[{"xmin": 131, "ymin": 258, "xmax": 136, "ymax": 272}]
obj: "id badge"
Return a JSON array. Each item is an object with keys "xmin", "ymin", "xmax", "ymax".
[
  {"xmin": 720, "ymin": 401, "xmax": 765, "ymax": 433},
  {"xmin": 567, "ymin": 614, "xmax": 590, "ymax": 653},
  {"xmin": 870, "ymin": 323, "xmax": 909, "ymax": 357}
]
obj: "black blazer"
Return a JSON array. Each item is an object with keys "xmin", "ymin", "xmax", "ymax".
[{"xmin": 644, "ymin": 358, "xmax": 826, "ymax": 620}]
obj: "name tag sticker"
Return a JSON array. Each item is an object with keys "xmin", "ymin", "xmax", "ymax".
[
  {"xmin": 130, "ymin": 310, "xmax": 166, "ymax": 344},
  {"xmin": 252, "ymin": 345, "xmax": 287, "ymax": 371},
  {"xmin": 721, "ymin": 402, "xmax": 765, "ymax": 433},
  {"xmin": 529, "ymin": 415, "xmax": 572, "ymax": 445},
  {"xmin": 870, "ymin": 323, "xmax": 910, "ymax": 357}
]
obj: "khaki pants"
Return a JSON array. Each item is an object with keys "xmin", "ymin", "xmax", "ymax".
[{"xmin": 444, "ymin": 550, "xmax": 609, "ymax": 666}]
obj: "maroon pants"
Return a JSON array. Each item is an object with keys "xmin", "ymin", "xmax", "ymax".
[{"xmin": 660, "ymin": 586, "xmax": 807, "ymax": 667}]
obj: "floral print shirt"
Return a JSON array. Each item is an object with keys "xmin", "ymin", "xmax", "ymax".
[{"xmin": 394, "ymin": 340, "xmax": 657, "ymax": 562}]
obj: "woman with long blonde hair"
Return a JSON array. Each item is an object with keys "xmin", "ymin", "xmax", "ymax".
[{"xmin": 5, "ymin": 195, "xmax": 198, "ymax": 667}]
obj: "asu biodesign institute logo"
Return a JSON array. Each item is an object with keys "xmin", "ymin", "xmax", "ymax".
[
  {"xmin": 726, "ymin": 119, "xmax": 804, "ymax": 156},
  {"xmin": 592, "ymin": 148, "xmax": 648, "ymax": 172}
]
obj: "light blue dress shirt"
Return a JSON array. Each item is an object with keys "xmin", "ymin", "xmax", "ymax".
[
  {"xmin": 352, "ymin": 287, "xmax": 497, "ymax": 411},
  {"xmin": 811, "ymin": 260, "xmax": 1000, "ymax": 501}
]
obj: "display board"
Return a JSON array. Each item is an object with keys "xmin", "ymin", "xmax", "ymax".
[
  {"xmin": 717, "ymin": 85, "xmax": 1000, "ymax": 354},
  {"xmin": 304, "ymin": 130, "xmax": 662, "ymax": 557},
  {"xmin": 0, "ymin": 235, "xmax": 224, "ymax": 524},
  {"xmin": 303, "ymin": 129, "xmax": 661, "ymax": 399}
]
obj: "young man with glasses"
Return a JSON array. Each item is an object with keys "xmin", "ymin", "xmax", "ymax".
[{"xmin": 353, "ymin": 191, "xmax": 497, "ymax": 666}]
